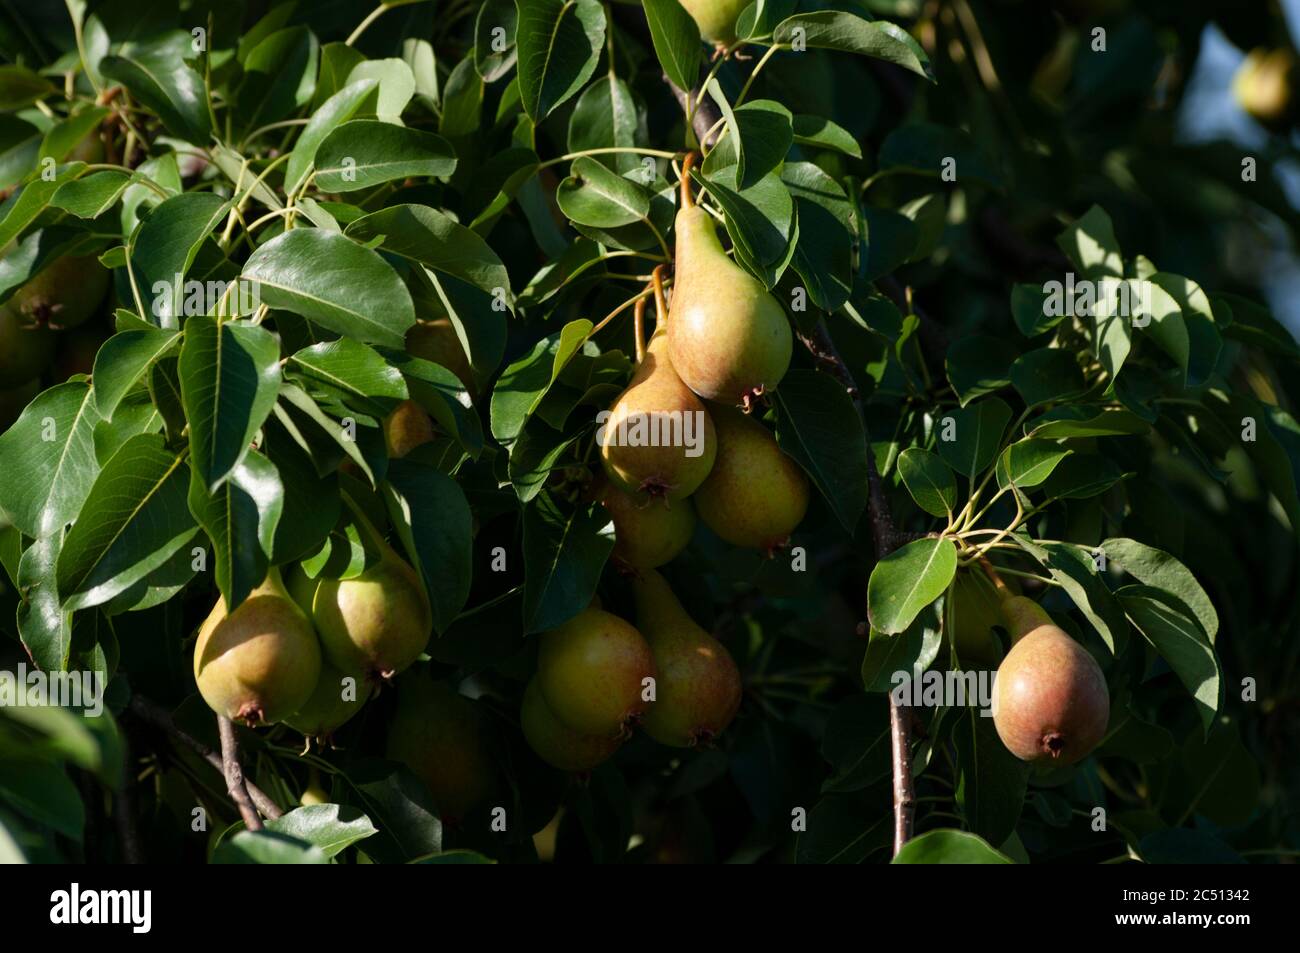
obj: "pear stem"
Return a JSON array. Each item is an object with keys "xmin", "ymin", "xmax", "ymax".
[
  {"xmin": 978, "ymin": 556, "xmax": 1014, "ymax": 600},
  {"xmin": 632, "ymin": 295, "xmax": 646, "ymax": 363},
  {"xmin": 680, "ymin": 152, "xmax": 697, "ymax": 209},
  {"xmin": 652, "ymin": 264, "xmax": 668, "ymax": 332}
]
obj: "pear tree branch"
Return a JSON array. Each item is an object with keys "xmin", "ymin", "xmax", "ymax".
[{"xmin": 218, "ymin": 715, "xmax": 263, "ymax": 831}]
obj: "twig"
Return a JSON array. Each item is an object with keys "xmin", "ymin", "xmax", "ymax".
[
  {"xmin": 114, "ymin": 733, "xmax": 144, "ymax": 863},
  {"xmin": 663, "ymin": 72, "xmax": 724, "ymax": 149},
  {"xmin": 128, "ymin": 695, "xmax": 282, "ymax": 820},
  {"xmin": 218, "ymin": 715, "xmax": 263, "ymax": 831}
]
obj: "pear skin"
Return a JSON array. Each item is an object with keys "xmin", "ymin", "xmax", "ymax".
[
  {"xmin": 384, "ymin": 398, "xmax": 436, "ymax": 458},
  {"xmin": 521, "ymin": 677, "xmax": 623, "ymax": 772},
  {"xmin": 407, "ymin": 317, "xmax": 475, "ymax": 398},
  {"xmin": 600, "ymin": 481, "xmax": 696, "ymax": 570},
  {"xmin": 312, "ymin": 534, "xmax": 432, "ymax": 681},
  {"xmin": 11, "ymin": 255, "xmax": 108, "ymax": 330},
  {"xmin": 1234, "ymin": 48, "xmax": 1298, "ymax": 127},
  {"xmin": 600, "ymin": 329, "xmax": 717, "ymax": 501},
  {"xmin": 674, "ymin": 0, "xmax": 751, "ymax": 45},
  {"xmin": 537, "ymin": 606, "xmax": 656, "ymax": 736},
  {"xmin": 193, "ymin": 568, "xmax": 322, "ymax": 726},
  {"xmin": 0, "ymin": 305, "xmax": 56, "ymax": 387},
  {"xmin": 693, "ymin": 403, "xmax": 809, "ymax": 552},
  {"xmin": 667, "ymin": 203, "xmax": 791, "ymax": 406},
  {"xmin": 633, "ymin": 569, "xmax": 741, "ymax": 747},
  {"xmin": 386, "ymin": 675, "xmax": 496, "ymax": 822},
  {"xmin": 284, "ymin": 661, "xmax": 373, "ymax": 740}
]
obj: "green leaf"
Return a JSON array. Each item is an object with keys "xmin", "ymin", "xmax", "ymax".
[
  {"xmin": 49, "ymin": 170, "xmax": 133, "ymax": 219},
  {"xmin": 642, "ymin": 0, "xmax": 701, "ymax": 94},
  {"xmin": 188, "ymin": 450, "xmax": 284, "ymax": 611},
  {"xmin": 556, "ymin": 156, "xmax": 651, "ymax": 228},
  {"xmin": 945, "ymin": 334, "xmax": 1017, "ymax": 406},
  {"xmin": 705, "ymin": 99, "xmax": 793, "ymax": 190},
  {"xmin": 212, "ymin": 830, "xmax": 329, "ymax": 864},
  {"xmin": 1009, "ymin": 347, "xmax": 1087, "ymax": 407},
  {"xmin": 382, "ymin": 459, "xmax": 473, "ymax": 635},
  {"xmin": 92, "ymin": 329, "xmax": 181, "ymax": 420},
  {"xmin": 1101, "ymin": 537, "xmax": 1217, "ymax": 643},
  {"xmin": 697, "ymin": 166, "xmax": 795, "ymax": 278},
  {"xmin": 179, "ymin": 317, "xmax": 282, "ymax": 492},
  {"xmin": 490, "ymin": 320, "xmax": 594, "ymax": 443},
  {"xmin": 16, "ymin": 534, "xmax": 73, "ymax": 671},
  {"xmin": 1010, "ymin": 282, "xmax": 1063, "ymax": 337},
  {"xmin": 288, "ymin": 339, "xmax": 409, "ymax": 417},
  {"xmin": 867, "ymin": 536, "xmax": 958, "ymax": 635},
  {"xmin": 55, "ymin": 434, "xmax": 195, "ymax": 611},
  {"xmin": 100, "ymin": 33, "xmax": 211, "ymax": 143},
  {"xmin": 347, "ymin": 57, "xmax": 416, "ymax": 123},
  {"xmin": 783, "ymin": 162, "xmax": 854, "ymax": 310},
  {"xmin": 236, "ymin": 26, "xmax": 319, "ymax": 131},
  {"xmin": 996, "ymin": 439, "xmax": 1071, "ymax": 490},
  {"xmin": 567, "ymin": 73, "xmax": 639, "ymax": 173},
  {"xmin": 820, "ymin": 694, "xmax": 891, "ymax": 793},
  {"xmin": 285, "ymin": 78, "xmax": 380, "ymax": 195},
  {"xmin": 772, "ymin": 369, "xmax": 868, "ymax": 532},
  {"xmin": 791, "ymin": 114, "xmax": 862, "ymax": 158},
  {"xmin": 795, "ymin": 795, "xmax": 891, "ymax": 863},
  {"xmin": 0, "ymin": 64, "xmax": 56, "ymax": 109},
  {"xmin": 521, "ymin": 491, "xmax": 614, "ymax": 634},
  {"xmin": 772, "ymin": 12, "xmax": 931, "ymax": 79},
  {"xmin": 891, "ymin": 829, "xmax": 1012, "ymax": 864},
  {"xmin": 241, "ymin": 229, "xmax": 416, "ymax": 347},
  {"xmin": 935, "ymin": 397, "xmax": 1012, "ymax": 480},
  {"xmin": 1148, "ymin": 273, "xmax": 1222, "ymax": 388},
  {"xmin": 861, "ymin": 598, "xmax": 943, "ymax": 692},
  {"xmin": 897, "ymin": 447, "xmax": 956, "ymax": 518},
  {"xmin": 0, "ymin": 381, "xmax": 102, "ymax": 537},
  {"xmin": 1037, "ymin": 453, "xmax": 1126, "ymax": 500},
  {"xmin": 1119, "ymin": 585, "xmax": 1221, "ymax": 734},
  {"xmin": 314, "ymin": 120, "xmax": 456, "ymax": 192},
  {"xmin": 0, "ymin": 758, "xmax": 83, "ymax": 841},
  {"xmin": 265, "ymin": 804, "xmax": 377, "ymax": 858},
  {"xmin": 474, "ymin": 0, "xmax": 519, "ymax": 82},
  {"xmin": 1024, "ymin": 406, "xmax": 1149, "ymax": 439},
  {"xmin": 1057, "ymin": 205, "xmax": 1122, "ymax": 280},
  {"xmin": 38, "ymin": 107, "xmax": 108, "ymax": 162},
  {"xmin": 0, "ymin": 162, "xmax": 86, "ymax": 251},
  {"xmin": 1013, "ymin": 538, "xmax": 1127, "ymax": 653},
  {"xmin": 879, "ymin": 122, "xmax": 1001, "ymax": 187},
  {"xmin": 954, "ymin": 708, "xmax": 1029, "ymax": 847},
  {"xmin": 410, "ymin": 849, "xmax": 497, "ymax": 864},
  {"xmin": 514, "ymin": 0, "xmax": 606, "ymax": 121},
  {"xmin": 130, "ymin": 192, "xmax": 232, "ymax": 326}
]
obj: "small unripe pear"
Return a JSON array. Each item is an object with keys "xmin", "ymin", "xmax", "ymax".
[
  {"xmin": 674, "ymin": 0, "xmax": 750, "ymax": 45},
  {"xmin": 992, "ymin": 596, "xmax": 1109, "ymax": 764},
  {"xmin": 284, "ymin": 661, "xmax": 373, "ymax": 740},
  {"xmin": 193, "ymin": 568, "xmax": 322, "ymax": 726},
  {"xmin": 600, "ymin": 481, "xmax": 696, "ymax": 570},
  {"xmin": 693, "ymin": 403, "xmax": 809, "ymax": 552},
  {"xmin": 386, "ymin": 675, "xmax": 496, "ymax": 822},
  {"xmin": 537, "ymin": 606, "xmax": 656, "ymax": 736},
  {"xmin": 384, "ymin": 398, "xmax": 436, "ymax": 458},
  {"xmin": 1234, "ymin": 48, "xmax": 1298, "ymax": 128},
  {"xmin": 310, "ymin": 514, "xmax": 432, "ymax": 681},
  {"xmin": 407, "ymin": 317, "xmax": 476, "ymax": 397},
  {"xmin": 632, "ymin": 569, "xmax": 741, "ymax": 747},
  {"xmin": 0, "ymin": 305, "xmax": 56, "ymax": 387},
  {"xmin": 10, "ymin": 255, "xmax": 109, "ymax": 330},
  {"xmin": 521, "ymin": 677, "xmax": 622, "ymax": 772}
]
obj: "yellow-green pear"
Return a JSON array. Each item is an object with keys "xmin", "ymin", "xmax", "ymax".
[
  {"xmin": 633, "ymin": 569, "xmax": 741, "ymax": 747},
  {"xmin": 600, "ymin": 480, "xmax": 696, "ymax": 570},
  {"xmin": 521, "ymin": 677, "xmax": 623, "ymax": 772},
  {"xmin": 600, "ymin": 291, "xmax": 717, "ymax": 501},
  {"xmin": 667, "ymin": 155, "xmax": 792, "ymax": 406},
  {"xmin": 0, "ymin": 305, "xmax": 56, "ymax": 387},
  {"xmin": 384, "ymin": 398, "xmax": 436, "ymax": 458},
  {"xmin": 1234, "ymin": 48, "xmax": 1299, "ymax": 128},
  {"xmin": 407, "ymin": 316, "xmax": 476, "ymax": 397},
  {"xmin": 675, "ymin": 0, "xmax": 750, "ymax": 45},
  {"xmin": 193, "ymin": 568, "xmax": 322, "ymax": 726},
  {"xmin": 693, "ymin": 403, "xmax": 809, "ymax": 552},
  {"xmin": 284, "ymin": 661, "xmax": 373, "ymax": 740},
  {"xmin": 10, "ymin": 255, "xmax": 109, "ymax": 330}
]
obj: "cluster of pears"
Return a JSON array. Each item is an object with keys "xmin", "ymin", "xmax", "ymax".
[
  {"xmin": 1233, "ymin": 47, "xmax": 1299, "ymax": 129},
  {"xmin": 0, "ymin": 254, "xmax": 111, "ymax": 429},
  {"xmin": 977, "ymin": 565, "xmax": 1110, "ymax": 765},
  {"xmin": 598, "ymin": 156, "xmax": 807, "ymax": 565},
  {"xmin": 193, "ymin": 507, "xmax": 432, "ymax": 740},
  {"xmin": 522, "ymin": 569, "xmax": 742, "ymax": 771}
]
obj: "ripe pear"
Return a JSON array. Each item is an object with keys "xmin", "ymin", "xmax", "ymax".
[
  {"xmin": 521, "ymin": 677, "xmax": 622, "ymax": 772},
  {"xmin": 1234, "ymin": 48, "xmax": 1298, "ymax": 128},
  {"xmin": 193, "ymin": 568, "xmax": 322, "ymax": 726},
  {"xmin": 667, "ymin": 161, "xmax": 791, "ymax": 406},
  {"xmin": 310, "ymin": 513, "xmax": 432, "ymax": 681},
  {"xmin": 537, "ymin": 606, "xmax": 656, "ymax": 737},
  {"xmin": 408, "ymin": 317, "xmax": 475, "ymax": 397},
  {"xmin": 0, "ymin": 378, "xmax": 39, "ymax": 431},
  {"xmin": 632, "ymin": 569, "xmax": 741, "ymax": 747},
  {"xmin": 385, "ymin": 676, "xmax": 496, "ymax": 822},
  {"xmin": 0, "ymin": 305, "xmax": 56, "ymax": 387},
  {"xmin": 284, "ymin": 661, "xmax": 373, "ymax": 740},
  {"xmin": 693, "ymin": 403, "xmax": 809, "ymax": 552},
  {"xmin": 384, "ymin": 398, "xmax": 436, "ymax": 458},
  {"xmin": 992, "ymin": 595, "xmax": 1109, "ymax": 764},
  {"xmin": 674, "ymin": 0, "xmax": 750, "ymax": 45},
  {"xmin": 600, "ymin": 480, "xmax": 696, "ymax": 570},
  {"xmin": 600, "ymin": 327, "xmax": 717, "ymax": 501},
  {"xmin": 10, "ymin": 255, "xmax": 109, "ymax": 330}
]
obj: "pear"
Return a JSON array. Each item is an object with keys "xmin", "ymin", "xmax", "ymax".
[
  {"xmin": 600, "ymin": 480, "xmax": 696, "ymax": 570},
  {"xmin": 310, "ymin": 509, "xmax": 432, "ymax": 681},
  {"xmin": 0, "ymin": 378, "xmax": 39, "ymax": 431},
  {"xmin": 667, "ymin": 155, "xmax": 791, "ymax": 406},
  {"xmin": 1234, "ymin": 48, "xmax": 1298, "ymax": 128},
  {"xmin": 384, "ymin": 398, "xmax": 436, "ymax": 459},
  {"xmin": 632, "ymin": 569, "xmax": 741, "ymax": 747},
  {"xmin": 408, "ymin": 316, "xmax": 475, "ymax": 397},
  {"xmin": 674, "ymin": 0, "xmax": 751, "ymax": 45},
  {"xmin": 386, "ymin": 675, "xmax": 496, "ymax": 822},
  {"xmin": 537, "ymin": 606, "xmax": 657, "ymax": 736},
  {"xmin": 193, "ymin": 568, "xmax": 322, "ymax": 726},
  {"xmin": 284, "ymin": 661, "xmax": 373, "ymax": 740},
  {"xmin": 300, "ymin": 770, "xmax": 330, "ymax": 806},
  {"xmin": 600, "ymin": 292, "xmax": 717, "ymax": 501},
  {"xmin": 0, "ymin": 305, "xmax": 56, "ymax": 387},
  {"xmin": 521, "ymin": 677, "xmax": 623, "ymax": 772},
  {"xmin": 992, "ymin": 595, "xmax": 1109, "ymax": 764},
  {"xmin": 10, "ymin": 255, "xmax": 109, "ymax": 330},
  {"xmin": 693, "ymin": 403, "xmax": 809, "ymax": 552}
]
